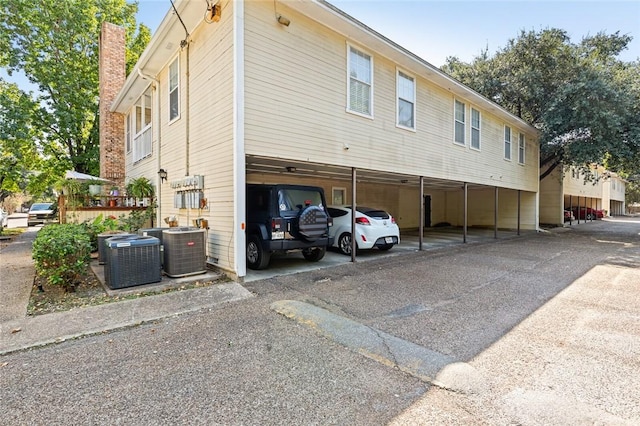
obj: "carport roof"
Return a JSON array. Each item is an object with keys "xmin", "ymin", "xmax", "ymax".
[{"xmin": 246, "ymin": 155, "xmax": 486, "ymax": 191}]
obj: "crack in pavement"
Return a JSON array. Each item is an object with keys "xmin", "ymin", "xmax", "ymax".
[{"xmin": 271, "ymin": 299, "xmax": 485, "ymax": 394}]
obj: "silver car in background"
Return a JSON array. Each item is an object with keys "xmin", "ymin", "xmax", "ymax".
[{"xmin": 27, "ymin": 202, "xmax": 58, "ymax": 227}]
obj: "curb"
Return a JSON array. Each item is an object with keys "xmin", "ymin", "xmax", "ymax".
[{"xmin": 0, "ymin": 282, "xmax": 253, "ymax": 355}]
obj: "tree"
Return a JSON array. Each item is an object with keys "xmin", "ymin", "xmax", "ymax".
[
  {"xmin": 625, "ymin": 180, "xmax": 640, "ymax": 207},
  {"xmin": 0, "ymin": 81, "xmax": 42, "ymax": 202},
  {"xmin": 441, "ymin": 29, "xmax": 639, "ymax": 181},
  {"xmin": 605, "ymin": 60, "xmax": 640, "ymax": 175},
  {"xmin": 0, "ymin": 0, "xmax": 150, "ymax": 196}
]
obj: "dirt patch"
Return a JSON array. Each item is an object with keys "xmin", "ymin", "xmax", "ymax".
[
  {"xmin": 4, "ymin": 229, "xmax": 230, "ymax": 316},
  {"xmin": 28, "ymin": 269, "xmax": 108, "ymax": 316},
  {"xmin": 27, "ymin": 250, "xmax": 229, "ymax": 316},
  {"xmin": 27, "ymin": 267, "xmax": 228, "ymax": 316}
]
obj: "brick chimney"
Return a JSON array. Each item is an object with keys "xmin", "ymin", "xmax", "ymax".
[{"xmin": 99, "ymin": 22, "xmax": 126, "ymax": 188}]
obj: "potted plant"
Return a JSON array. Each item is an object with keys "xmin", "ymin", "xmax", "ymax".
[
  {"xmin": 87, "ymin": 180, "xmax": 104, "ymax": 196},
  {"xmin": 55, "ymin": 178, "xmax": 86, "ymax": 208},
  {"xmin": 126, "ymin": 177, "xmax": 155, "ymax": 206}
]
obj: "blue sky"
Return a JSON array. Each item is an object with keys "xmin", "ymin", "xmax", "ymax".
[
  {"xmin": 136, "ymin": 0, "xmax": 639, "ymax": 66},
  {"xmin": 3, "ymin": 0, "xmax": 639, "ymax": 91}
]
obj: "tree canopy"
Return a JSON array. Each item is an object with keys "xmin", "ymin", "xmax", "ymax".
[
  {"xmin": 0, "ymin": 0, "xmax": 150, "ymax": 200},
  {"xmin": 441, "ymin": 29, "xmax": 640, "ymax": 181}
]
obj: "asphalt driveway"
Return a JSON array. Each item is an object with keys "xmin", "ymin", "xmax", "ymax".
[{"xmin": 1, "ymin": 217, "xmax": 638, "ymax": 424}]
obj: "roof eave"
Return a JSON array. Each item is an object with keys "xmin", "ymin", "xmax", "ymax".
[
  {"xmin": 110, "ymin": 0, "xmax": 202, "ymax": 113},
  {"xmin": 301, "ymin": 0, "xmax": 538, "ymax": 134}
]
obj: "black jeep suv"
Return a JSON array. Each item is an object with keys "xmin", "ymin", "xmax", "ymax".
[{"xmin": 246, "ymin": 184, "xmax": 333, "ymax": 270}]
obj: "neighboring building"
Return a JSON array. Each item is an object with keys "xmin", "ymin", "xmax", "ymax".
[
  {"xmin": 103, "ymin": 0, "xmax": 539, "ymax": 279},
  {"xmin": 601, "ymin": 170, "xmax": 626, "ymax": 216},
  {"xmin": 539, "ymin": 165, "xmax": 626, "ymax": 225}
]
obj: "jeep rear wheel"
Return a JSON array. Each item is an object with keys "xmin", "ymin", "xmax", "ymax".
[
  {"xmin": 297, "ymin": 205, "xmax": 328, "ymax": 241},
  {"xmin": 247, "ymin": 235, "xmax": 270, "ymax": 270},
  {"xmin": 302, "ymin": 246, "xmax": 326, "ymax": 262}
]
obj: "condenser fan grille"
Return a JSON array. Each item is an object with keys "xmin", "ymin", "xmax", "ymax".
[{"xmin": 163, "ymin": 227, "xmax": 206, "ymax": 277}]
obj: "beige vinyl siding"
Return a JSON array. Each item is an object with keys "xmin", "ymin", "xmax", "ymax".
[
  {"xmin": 610, "ymin": 176, "xmax": 626, "ymax": 202},
  {"xmin": 186, "ymin": 2, "xmax": 236, "ymax": 273},
  {"xmin": 129, "ymin": 1, "xmax": 236, "ymax": 274},
  {"xmin": 539, "ymin": 168, "xmax": 564, "ymax": 225},
  {"xmin": 243, "ymin": 2, "xmax": 538, "ymax": 195},
  {"xmin": 563, "ymin": 167, "xmax": 603, "ymax": 198}
]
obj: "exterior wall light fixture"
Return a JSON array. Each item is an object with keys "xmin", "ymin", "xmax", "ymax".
[
  {"xmin": 158, "ymin": 168, "xmax": 168, "ymax": 183},
  {"xmin": 277, "ymin": 15, "xmax": 290, "ymax": 26}
]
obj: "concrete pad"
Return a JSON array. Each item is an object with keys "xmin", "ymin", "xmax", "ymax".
[
  {"xmin": 502, "ymin": 388, "xmax": 635, "ymax": 425},
  {"xmin": 5, "ymin": 213, "xmax": 28, "ymax": 229},
  {"xmin": 0, "ymin": 282, "xmax": 253, "ymax": 355},
  {"xmin": 0, "ymin": 229, "xmax": 38, "ymax": 322}
]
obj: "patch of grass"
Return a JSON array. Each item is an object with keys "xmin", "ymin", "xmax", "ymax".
[{"xmin": 1, "ymin": 228, "xmax": 25, "ymax": 237}]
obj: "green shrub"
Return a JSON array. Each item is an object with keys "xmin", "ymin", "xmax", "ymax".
[
  {"xmin": 82, "ymin": 214, "xmax": 122, "ymax": 251},
  {"xmin": 118, "ymin": 202, "xmax": 156, "ymax": 232},
  {"xmin": 32, "ymin": 224, "xmax": 92, "ymax": 292}
]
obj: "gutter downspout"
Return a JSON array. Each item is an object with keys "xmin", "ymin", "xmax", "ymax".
[
  {"xmin": 185, "ymin": 42, "xmax": 190, "ymax": 177},
  {"xmin": 137, "ymin": 69, "xmax": 162, "ymax": 226},
  {"xmin": 185, "ymin": 42, "xmax": 191, "ymax": 226}
]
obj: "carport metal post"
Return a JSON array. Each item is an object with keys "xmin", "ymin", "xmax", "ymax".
[
  {"xmin": 577, "ymin": 196, "xmax": 581, "ymax": 224},
  {"xmin": 419, "ymin": 176, "xmax": 424, "ymax": 250},
  {"xmin": 569, "ymin": 195, "xmax": 573, "ymax": 225},
  {"xmin": 463, "ymin": 182, "xmax": 468, "ymax": 243},
  {"xmin": 494, "ymin": 186, "xmax": 498, "ymax": 239},
  {"xmin": 517, "ymin": 190, "xmax": 521, "ymax": 236},
  {"xmin": 351, "ymin": 167, "xmax": 357, "ymax": 263}
]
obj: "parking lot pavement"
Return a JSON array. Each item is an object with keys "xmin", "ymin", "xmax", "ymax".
[
  {"xmin": 244, "ymin": 226, "xmax": 527, "ymax": 282},
  {"xmin": 1, "ymin": 218, "xmax": 637, "ymax": 424}
]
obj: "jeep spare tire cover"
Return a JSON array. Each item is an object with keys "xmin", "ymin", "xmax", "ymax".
[{"xmin": 297, "ymin": 205, "xmax": 328, "ymax": 241}]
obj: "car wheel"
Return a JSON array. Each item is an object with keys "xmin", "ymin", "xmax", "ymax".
[
  {"xmin": 379, "ymin": 243, "xmax": 394, "ymax": 251},
  {"xmin": 302, "ymin": 246, "xmax": 326, "ymax": 262},
  {"xmin": 246, "ymin": 235, "xmax": 270, "ymax": 270},
  {"xmin": 338, "ymin": 232, "xmax": 354, "ymax": 256},
  {"xmin": 586, "ymin": 213, "xmax": 594, "ymax": 220}
]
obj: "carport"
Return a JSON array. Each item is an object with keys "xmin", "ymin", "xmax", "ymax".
[
  {"xmin": 564, "ymin": 194, "xmax": 601, "ymax": 225},
  {"xmin": 246, "ymin": 155, "xmax": 532, "ymax": 264}
]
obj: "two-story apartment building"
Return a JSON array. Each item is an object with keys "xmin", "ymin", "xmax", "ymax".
[
  {"xmin": 103, "ymin": 0, "xmax": 539, "ymax": 279},
  {"xmin": 539, "ymin": 165, "xmax": 626, "ymax": 225},
  {"xmin": 602, "ymin": 171, "xmax": 626, "ymax": 216}
]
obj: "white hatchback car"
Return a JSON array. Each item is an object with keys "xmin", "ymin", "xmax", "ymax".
[{"xmin": 327, "ymin": 205, "xmax": 400, "ymax": 255}]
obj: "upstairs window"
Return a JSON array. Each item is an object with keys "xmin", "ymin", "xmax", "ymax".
[
  {"xmin": 454, "ymin": 100, "xmax": 465, "ymax": 145},
  {"xmin": 125, "ymin": 113, "xmax": 131, "ymax": 153},
  {"xmin": 132, "ymin": 86, "xmax": 153, "ymax": 163},
  {"xmin": 169, "ymin": 57, "xmax": 180, "ymax": 122},
  {"xmin": 347, "ymin": 45, "xmax": 373, "ymax": 117},
  {"xmin": 471, "ymin": 108, "xmax": 480, "ymax": 150},
  {"xmin": 397, "ymin": 70, "xmax": 415, "ymax": 129},
  {"xmin": 504, "ymin": 125, "xmax": 512, "ymax": 160},
  {"xmin": 518, "ymin": 133, "xmax": 525, "ymax": 164}
]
